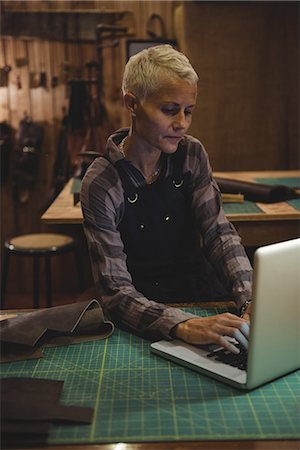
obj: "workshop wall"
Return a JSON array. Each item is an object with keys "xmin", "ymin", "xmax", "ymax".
[
  {"xmin": 0, "ymin": 0, "xmax": 175, "ymax": 296},
  {"xmin": 177, "ymin": 1, "xmax": 299, "ymax": 171}
]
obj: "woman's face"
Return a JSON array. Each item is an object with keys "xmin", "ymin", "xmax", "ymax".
[{"xmin": 131, "ymin": 76, "xmax": 197, "ymax": 154}]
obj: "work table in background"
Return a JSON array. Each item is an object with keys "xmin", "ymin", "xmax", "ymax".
[{"xmin": 41, "ymin": 171, "xmax": 300, "ymax": 247}]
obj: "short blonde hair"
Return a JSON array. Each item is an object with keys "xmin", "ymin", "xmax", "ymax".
[{"xmin": 122, "ymin": 44, "xmax": 199, "ymax": 100}]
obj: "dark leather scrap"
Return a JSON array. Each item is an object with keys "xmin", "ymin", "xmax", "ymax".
[
  {"xmin": 2, "ymin": 419, "xmax": 50, "ymax": 449},
  {"xmin": 0, "ymin": 299, "xmax": 114, "ymax": 351},
  {"xmin": 1, "ymin": 378, "xmax": 64, "ymax": 402},
  {"xmin": 215, "ymin": 177, "xmax": 300, "ymax": 203},
  {"xmin": 2, "ymin": 400, "xmax": 94, "ymax": 424},
  {"xmin": 2, "ymin": 431, "xmax": 48, "ymax": 449},
  {"xmin": 1, "ymin": 420, "xmax": 50, "ymax": 434},
  {"xmin": 0, "ymin": 342, "xmax": 43, "ymax": 363},
  {"xmin": 0, "ymin": 377, "xmax": 94, "ymax": 448}
]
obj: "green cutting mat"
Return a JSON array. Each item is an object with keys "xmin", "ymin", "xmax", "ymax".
[
  {"xmin": 71, "ymin": 177, "xmax": 81, "ymax": 194},
  {"xmin": 287, "ymin": 198, "xmax": 300, "ymax": 211},
  {"xmin": 1, "ymin": 307, "xmax": 299, "ymax": 444},
  {"xmin": 255, "ymin": 177, "xmax": 300, "ymax": 188},
  {"xmin": 223, "ymin": 200, "xmax": 263, "ymax": 215}
]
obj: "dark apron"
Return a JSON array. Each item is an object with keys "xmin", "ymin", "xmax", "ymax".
[{"xmin": 115, "ymin": 147, "xmax": 229, "ymax": 303}]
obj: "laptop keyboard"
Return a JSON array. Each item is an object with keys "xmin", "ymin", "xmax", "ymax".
[{"xmin": 206, "ymin": 344, "xmax": 248, "ymax": 371}]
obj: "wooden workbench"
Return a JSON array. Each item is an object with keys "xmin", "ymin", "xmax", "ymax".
[{"xmin": 41, "ymin": 171, "xmax": 300, "ymax": 246}]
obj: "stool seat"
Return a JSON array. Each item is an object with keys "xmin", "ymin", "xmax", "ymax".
[
  {"xmin": 1, "ymin": 233, "xmax": 85, "ymax": 309},
  {"xmin": 5, "ymin": 234, "xmax": 76, "ymax": 254}
]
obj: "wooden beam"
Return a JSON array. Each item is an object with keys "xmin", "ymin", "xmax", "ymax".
[{"xmin": 1, "ymin": 10, "xmax": 133, "ymax": 42}]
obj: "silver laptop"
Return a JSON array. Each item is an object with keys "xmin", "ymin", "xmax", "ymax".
[{"xmin": 151, "ymin": 238, "xmax": 300, "ymax": 390}]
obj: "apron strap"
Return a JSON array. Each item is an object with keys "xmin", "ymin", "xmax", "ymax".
[
  {"xmin": 114, "ymin": 144, "xmax": 188, "ymax": 203},
  {"xmin": 114, "ymin": 159, "xmax": 138, "ymax": 202}
]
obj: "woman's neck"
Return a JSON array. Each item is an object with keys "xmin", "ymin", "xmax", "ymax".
[{"xmin": 121, "ymin": 134, "xmax": 162, "ymax": 183}]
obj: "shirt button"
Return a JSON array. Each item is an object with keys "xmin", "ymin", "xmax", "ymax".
[
  {"xmin": 140, "ymin": 224, "xmax": 145, "ymax": 229},
  {"xmin": 165, "ymin": 216, "xmax": 170, "ymax": 221}
]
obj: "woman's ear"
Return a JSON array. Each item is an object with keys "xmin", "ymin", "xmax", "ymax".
[{"xmin": 124, "ymin": 93, "xmax": 137, "ymax": 116}]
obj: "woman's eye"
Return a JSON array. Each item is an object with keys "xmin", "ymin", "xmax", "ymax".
[
  {"xmin": 185, "ymin": 108, "xmax": 193, "ymax": 116},
  {"xmin": 161, "ymin": 107, "xmax": 178, "ymax": 115},
  {"xmin": 161, "ymin": 106, "xmax": 194, "ymax": 116}
]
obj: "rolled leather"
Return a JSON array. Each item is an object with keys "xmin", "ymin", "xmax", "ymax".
[{"xmin": 215, "ymin": 177, "xmax": 300, "ymax": 203}]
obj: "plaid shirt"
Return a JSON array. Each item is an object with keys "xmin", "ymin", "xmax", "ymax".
[{"xmin": 81, "ymin": 128, "xmax": 252, "ymax": 340}]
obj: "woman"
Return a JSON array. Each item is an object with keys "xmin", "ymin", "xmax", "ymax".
[{"xmin": 81, "ymin": 45, "xmax": 252, "ymax": 354}]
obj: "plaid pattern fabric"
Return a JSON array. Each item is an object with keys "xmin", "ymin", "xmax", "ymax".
[{"xmin": 81, "ymin": 128, "xmax": 252, "ymax": 340}]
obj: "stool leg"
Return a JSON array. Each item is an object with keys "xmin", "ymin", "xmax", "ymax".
[
  {"xmin": 33, "ymin": 256, "xmax": 40, "ymax": 308},
  {"xmin": 45, "ymin": 255, "xmax": 52, "ymax": 308},
  {"xmin": 74, "ymin": 247, "xmax": 85, "ymax": 292},
  {"xmin": 1, "ymin": 249, "xmax": 10, "ymax": 309}
]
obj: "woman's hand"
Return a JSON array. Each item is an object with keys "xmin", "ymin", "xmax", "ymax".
[{"xmin": 174, "ymin": 313, "xmax": 250, "ymax": 354}]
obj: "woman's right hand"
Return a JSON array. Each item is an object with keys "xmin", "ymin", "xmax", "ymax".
[{"xmin": 174, "ymin": 313, "xmax": 250, "ymax": 354}]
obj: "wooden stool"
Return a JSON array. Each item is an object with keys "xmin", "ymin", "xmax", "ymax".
[{"xmin": 1, "ymin": 233, "xmax": 85, "ymax": 309}]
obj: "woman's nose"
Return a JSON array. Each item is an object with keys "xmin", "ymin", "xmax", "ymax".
[{"xmin": 173, "ymin": 111, "xmax": 187, "ymax": 129}]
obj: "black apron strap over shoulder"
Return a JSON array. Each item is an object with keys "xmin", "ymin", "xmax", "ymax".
[
  {"xmin": 114, "ymin": 159, "xmax": 139, "ymax": 203},
  {"xmin": 100, "ymin": 155, "xmax": 139, "ymax": 202},
  {"xmin": 171, "ymin": 143, "xmax": 187, "ymax": 185}
]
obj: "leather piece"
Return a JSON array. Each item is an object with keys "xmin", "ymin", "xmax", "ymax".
[
  {"xmin": 1, "ymin": 342, "xmax": 43, "ymax": 362},
  {"xmin": 1, "ymin": 378, "xmax": 94, "ymax": 448},
  {"xmin": 215, "ymin": 177, "xmax": 300, "ymax": 203},
  {"xmin": 1, "ymin": 378, "xmax": 64, "ymax": 402},
  {"xmin": 1, "ymin": 379, "xmax": 53, "ymax": 448},
  {"xmin": 0, "ymin": 300, "xmax": 114, "ymax": 362},
  {"xmin": 2, "ymin": 400, "xmax": 94, "ymax": 423},
  {"xmin": 2, "ymin": 419, "xmax": 51, "ymax": 434},
  {"xmin": 2, "ymin": 431, "xmax": 48, "ymax": 448}
]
